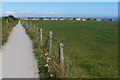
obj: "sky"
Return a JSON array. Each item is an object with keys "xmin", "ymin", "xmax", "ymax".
[
  {"xmin": 1, "ymin": 0, "xmax": 120, "ymax": 2},
  {"xmin": 1, "ymin": 2, "xmax": 118, "ymax": 19}
]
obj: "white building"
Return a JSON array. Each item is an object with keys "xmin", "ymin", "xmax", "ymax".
[
  {"xmin": 82, "ymin": 18, "xmax": 86, "ymax": 21},
  {"xmin": 76, "ymin": 18, "xmax": 82, "ymax": 21},
  {"xmin": 96, "ymin": 19, "xmax": 102, "ymax": 21}
]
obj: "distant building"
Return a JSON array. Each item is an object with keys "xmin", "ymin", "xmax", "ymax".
[
  {"xmin": 42, "ymin": 17, "xmax": 50, "ymax": 20},
  {"xmin": 69, "ymin": 18, "xmax": 75, "ymax": 20},
  {"xmin": 59, "ymin": 17, "xmax": 66, "ymax": 20},
  {"xmin": 51, "ymin": 17, "xmax": 58, "ymax": 20},
  {"xmin": 107, "ymin": 19, "xmax": 114, "ymax": 21},
  {"xmin": 17, "ymin": 17, "xmax": 114, "ymax": 21},
  {"xmin": 96, "ymin": 19, "xmax": 102, "ymax": 21},
  {"xmin": 76, "ymin": 18, "xmax": 82, "ymax": 21},
  {"xmin": 82, "ymin": 18, "xmax": 86, "ymax": 21},
  {"xmin": 91, "ymin": 18, "xmax": 97, "ymax": 21},
  {"xmin": 101, "ymin": 19, "xmax": 107, "ymax": 21},
  {"xmin": 86, "ymin": 18, "xmax": 92, "ymax": 21}
]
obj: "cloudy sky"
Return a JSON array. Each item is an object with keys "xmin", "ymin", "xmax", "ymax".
[{"xmin": 1, "ymin": 2, "xmax": 118, "ymax": 19}]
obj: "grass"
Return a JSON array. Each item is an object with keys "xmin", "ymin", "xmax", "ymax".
[
  {"xmin": 22, "ymin": 21, "xmax": 61, "ymax": 79},
  {"xmin": 2, "ymin": 16, "xmax": 18, "ymax": 45},
  {"xmin": 23, "ymin": 20, "xmax": 118, "ymax": 78}
]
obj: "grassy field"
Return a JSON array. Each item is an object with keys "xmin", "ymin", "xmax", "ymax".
[
  {"xmin": 2, "ymin": 16, "xmax": 18, "ymax": 45},
  {"xmin": 23, "ymin": 20, "xmax": 118, "ymax": 78}
]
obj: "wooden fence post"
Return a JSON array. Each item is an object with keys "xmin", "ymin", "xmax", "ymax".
[
  {"xmin": 33, "ymin": 25, "xmax": 36, "ymax": 32},
  {"xmin": 30, "ymin": 21, "xmax": 32, "ymax": 28},
  {"xmin": 6, "ymin": 19, "xmax": 8, "ymax": 23},
  {"xmin": 26, "ymin": 22, "xmax": 28, "ymax": 29},
  {"xmin": 36, "ymin": 27, "xmax": 38, "ymax": 36},
  {"xmin": 58, "ymin": 43, "xmax": 64, "ymax": 66},
  {"xmin": 40, "ymin": 29, "xmax": 43, "ymax": 45},
  {"xmin": 49, "ymin": 31, "xmax": 52, "ymax": 55}
]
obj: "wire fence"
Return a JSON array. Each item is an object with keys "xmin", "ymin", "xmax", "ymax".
[
  {"xmin": 16, "ymin": 20, "xmax": 119, "ymax": 78},
  {"xmin": 21, "ymin": 21, "xmax": 64, "ymax": 78}
]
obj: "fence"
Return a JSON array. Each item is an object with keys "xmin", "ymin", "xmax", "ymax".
[
  {"xmin": 21, "ymin": 21, "xmax": 64, "ymax": 78},
  {"xmin": 20, "ymin": 20, "xmax": 118, "ymax": 78},
  {"xmin": 21, "ymin": 20, "xmax": 103, "ymax": 78},
  {"xmin": 40, "ymin": 28, "xmax": 64, "ymax": 66}
]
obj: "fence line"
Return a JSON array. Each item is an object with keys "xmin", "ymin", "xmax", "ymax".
[
  {"xmin": 22, "ymin": 20, "xmax": 105, "ymax": 77},
  {"xmin": 40, "ymin": 29, "xmax": 42, "ymax": 42},
  {"xmin": 22, "ymin": 20, "xmax": 64, "ymax": 67},
  {"xmin": 21, "ymin": 21, "xmax": 96, "ymax": 65},
  {"xmin": 21, "ymin": 20, "xmax": 114, "ymax": 78}
]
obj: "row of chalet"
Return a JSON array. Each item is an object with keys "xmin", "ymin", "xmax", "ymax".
[{"xmin": 18, "ymin": 17, "xmax": 114, "ymax": 21}]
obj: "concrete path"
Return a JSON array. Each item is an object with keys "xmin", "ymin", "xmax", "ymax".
[
  {"xmin": 1, "ymin": 21, "xmax": 39, "ymax": 78},
  {"xmin": 0, "ymin": 49, "xmax": 2, "ymax": 79}
]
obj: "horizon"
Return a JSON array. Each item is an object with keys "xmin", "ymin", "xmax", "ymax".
[{"xmin": 2, "ymin": 15, "xmax": 118, "ymax": 20}]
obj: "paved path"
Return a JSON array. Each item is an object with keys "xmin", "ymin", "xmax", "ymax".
[
  {"xmin": 0, "ymin": 49, "xmax": 2, "ymax": 79},
  {"xmin": 1, "ymin": 21, "xmax": 39, "ymax": 78}
]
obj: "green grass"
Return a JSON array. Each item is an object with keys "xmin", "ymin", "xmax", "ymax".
[
  {"xmin": 24, "ymin": 20, "xmax": 118, "ymax": 78},
  {"xmin": 22, "ymin": 21, "xmax": 60, "ymax": 79},
  {"xmin": 2, "ymin": 16, "xmax": 18, "ymax": 45}
]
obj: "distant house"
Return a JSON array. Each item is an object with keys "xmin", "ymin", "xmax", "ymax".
[
  {"xmin": 76, "ymin": 18, "xmax": 82, "ymax": 21},
  {"xmin": 59, "ymin": 18, "xmax": 64, "ymax": 20},
  {"xmin": 39, "ymin": 17, "xmax": 43, "ymax": 20},
  {"xmin": 42, "ymin": 17, "xmax": 50, "ymax": 20},
  {"xmin": 69, "ymin": 18, "xmax": 75, "ymax": 20},
  {"xmin": 96, "ymin": 19, "xmax": 102, "ymax": 21},
  {"xmin": 59, "ymin": 17, "xmax": 66, "ymax": 20},
  {"xmin": 91, "ymin": 18, "xmax": 97, "ymax": 21},
  {"xmin": 101, "ymin": 19, "xmax": 107, "ymax": 21},
  {"xmin": 86, "ymin": 18, "xmax": 92, "ymax": 21},
  {"xmin": 28, "ymin": 17, "xmax": 31, "ymax": 20},
  {"xmin": 82, "ymin": 18, "xmax": 87, "ymax": 21},
  {"xmin": 51, "ymin": 17, "xmax": 58, "ymax": 20},
  {"xmin": 66, "ymin": 17, "xmax": 70, "ymax": 20},
  {"xmin": 107, "ymin": 19, "xmax": 114, "ymax": 21},
  {"xmin": 18, "ymin": 17, "xmax": 28, "ymax": 20}
]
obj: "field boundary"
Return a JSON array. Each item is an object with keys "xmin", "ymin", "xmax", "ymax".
[
  {"xmin": 21, "ymin": 21, "xmax": 65, "ymax": 78},
  {"xmin": 21, "ymin": 20, "xmax": 118, "ymax": 78}
]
